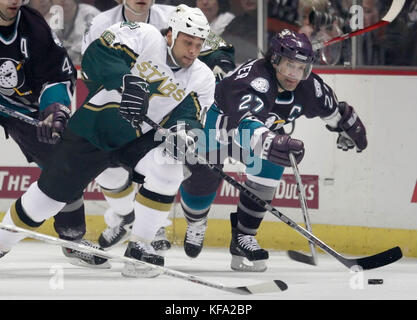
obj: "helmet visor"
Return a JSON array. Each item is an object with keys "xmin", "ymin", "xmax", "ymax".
[{"xmin": 276, "ymin": 57, "xmax": 313, "ymax": 81}]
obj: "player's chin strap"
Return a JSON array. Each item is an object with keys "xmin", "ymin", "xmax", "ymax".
[
  {"xmin": 166, "ymin": 40, "xmax": 181, "ymax": 68},
  {"xmin": 122, "ymin": 0, "xmax": 150, "ymax": 22}
]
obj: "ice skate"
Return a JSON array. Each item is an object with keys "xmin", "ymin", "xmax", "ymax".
[
  {"xmin": 62, "ymin": 239, "xmax": 111, "ymax": 269},
  {"xmin": 0, "ymin": 250, "xmax": 9, "ymax": 259},
  {"xmin": 184, "ymin": 217, "xmax": 207, "ymax": 258},
  {"xmin": 122, "ymin": 240, "xmax": 164, "ymax": 278},
  {"xmin": 229, "ymin": 227, "xmax": 268, "ymax": 272},
  {"xmin": 151, "ymin": 227, "xmax": 171, "ymax": 252},
  {"xmin": 98, "ymin": 211, "xmax": 134, "ymax": 250}
]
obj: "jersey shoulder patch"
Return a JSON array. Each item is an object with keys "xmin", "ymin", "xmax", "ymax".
[
  {"xmin": 313, "ymin": 77, "xmax": 323, "ymax": 98},
  {"xmin": 120, "ymin": 21, "xmax": 141, "ymax": 30},
  {"xmin": 250, "ymin": 77, "xmax": 270, "ymax": 93},
  {"xmin": 100, "ymin": 30, "xmax": 116, "ymax": 45}
]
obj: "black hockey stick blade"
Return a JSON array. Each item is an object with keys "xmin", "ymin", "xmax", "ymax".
[
  {"xmin": 289, "ymin": 246, "xmax": 402, "ymax": 270},
  {"xmin": 341, "ymin": 246, "xmax": 402, "ymax": 270},
  {"xmin": 227, "ymin": 280, "xmax": 288, "ymax": 295},
  {"xmin": 287, "ymin": 250, "xmax": 317, "ymax": 266}
]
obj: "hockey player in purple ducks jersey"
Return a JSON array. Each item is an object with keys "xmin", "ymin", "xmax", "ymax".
[
  {"xmin": 0, "ymin": 0, "xmax": 108, "ymax": 267},
  {"xmin": 179, "ymin": 29, "xmax": 367, "ymax": 271}
]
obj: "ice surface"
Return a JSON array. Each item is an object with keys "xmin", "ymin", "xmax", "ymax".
[
  {"xmin": 0, "ymin": 241, "xmax": 417, "ymax": 300},
  {"xmin": 0, "ymin": 241, "xmax": 415, "ymax": 300}
]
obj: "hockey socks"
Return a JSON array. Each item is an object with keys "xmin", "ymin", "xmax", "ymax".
[
  {"xmin": 101, "ymin": 182, "xmax": 136, "ymax": 216},
  {"xmin": 0, "ymin": 198, "xmax": 44, "ymax": 252},
  {"xmin": 132, "ymin": 187, "xmax": 174, "ymax": 242}
]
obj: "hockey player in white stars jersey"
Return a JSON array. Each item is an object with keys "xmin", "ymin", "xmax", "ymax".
[
  {"xmin": 81, "ymin": 0, "xmax": 177, "ymax": 254},
  {"xmin": 0, "ymin": 4, "xmax": 215, "ymax": 278},
  {"xmin": 80, "ymin": 0, "xmax": 234, "ymax": 257}
]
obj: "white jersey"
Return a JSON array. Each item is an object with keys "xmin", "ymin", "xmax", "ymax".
[
  {"xmin": 87, "ymin": 22, "xmax": 215, "ymax": 136},
  {"xmin": 82, "ymin": 3, "xmax": 219, "ymax": 58},
  {"xmin": 82, "ymin": 4, "xmax": 176, "ymax": 54},
  {"xmin": 52, "ymin": 3, "xmax": 100, "ymax": 65},
  {"xmin": 210, "ymin": 12, "xmax": 235, "ymax": 36}
]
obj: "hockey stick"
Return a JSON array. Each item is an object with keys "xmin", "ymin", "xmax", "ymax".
[
  {"xmin": 0, "ymin": 103, "xmax": 41, "ymax": 127},
  {"xmin": 143, "ymin": 116, "xmax": 402, "ymax": 270},
  {"xmin": 286, "ymin": 153, "xmax": 318, "ymax": 266},
  {"xmin": 312, "ymin": 0, "xmax": 406, "ymax": 51},
  {"xmin": 0, "ymin": 223, "xmax": 287, "ymax": 295},
  {"xmin": 0, "ymin": 103, "xmax": 64, "ymax": 141}
]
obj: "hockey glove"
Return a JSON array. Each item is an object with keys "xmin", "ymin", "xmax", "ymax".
[
  {"xmin": 37, "ymin": 103, "xmax": 71, "ymax": 144},
  {"xmin": 212, "ymin": 58, "xmax": 236, "ymax": 82},
  {"xmin": 164, "ymin": 123, "xmax": 198, "ymax": 163},
  {"xmin": 326, "ymin": 102, "xmax": 367, "ymax": 152},
  {"xmin": 257, "ymin": 130, "xmax": 304, "ymax": 167},
  {"xmin": 200, "ymin": 43, "xmax": 236, "ymax": 82},
  {"xmin": 119, "ymin": 74, "xmax": 150, "ymax": 129}
]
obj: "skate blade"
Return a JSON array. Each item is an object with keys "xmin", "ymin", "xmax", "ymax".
[
  {"xmin": 230, "ymin": 255, "xmax": 267, "ymax": 272},
  {"xmin": 121, "ymin": 262, "xmax": 162, "ymax": 278},
  {"xmin": 68, "ymin": 257, "xmax": 111, "ymax": 269}
]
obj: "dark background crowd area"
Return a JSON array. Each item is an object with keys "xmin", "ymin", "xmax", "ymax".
[{"xmin": 40, "ymin": 0, "xmax": 417, "ymax": 67}]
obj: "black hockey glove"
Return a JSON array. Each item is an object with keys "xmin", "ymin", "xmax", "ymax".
[
  {"xmin": 326, "ymin": 102, "xmax": 367, "ymax": 152},
  {"xmin": 199, "ymin": 42, "xmax": 236, "ymax": 82},
  {"xmin": 210, "ymin": 50, "xmax": 236, "ymax": 82},
  {"xmin": 257, "ymin": 130, "xmax": 305, "ymax": 167},
  {"xmin": 37, "ymin": 103, "xmax": 71, "ymax": 144},
  {"xmin": 164, "ymin": 123, "xmax": 198, "ymax": 163},
  {"xmin": 212, "ymin": 56, "xmax": 236, "ymax": 82},
  {"xmin": 119, "ymin": 74, "xmax": 150, "ymax": 129}
]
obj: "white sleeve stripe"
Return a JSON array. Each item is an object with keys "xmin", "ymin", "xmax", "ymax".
[{"xmin": 321, "ymin": 108, "xmax": 341, "ymax": 128}]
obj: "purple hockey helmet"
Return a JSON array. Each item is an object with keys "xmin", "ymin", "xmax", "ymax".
[{"xmin": 269, "ymin": 29, "xmax": 315, "ymax": 80}]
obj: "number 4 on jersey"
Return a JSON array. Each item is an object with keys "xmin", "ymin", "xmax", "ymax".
[{"xmin": 62, "ymin": 57, "xmax": 73, "ymax": 75}]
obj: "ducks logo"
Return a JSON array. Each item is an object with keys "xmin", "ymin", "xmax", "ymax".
[{"xmin": 0, "ymin": 58, "xmax": 26, "ymax": 97}]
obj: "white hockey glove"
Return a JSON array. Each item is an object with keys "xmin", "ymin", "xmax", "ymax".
[{"xmin": 163, "ymin": 123, "xmax": 198, "ymax": 163}]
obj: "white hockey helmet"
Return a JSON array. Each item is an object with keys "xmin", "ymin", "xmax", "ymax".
[{"xmin": 168, "ymin": 4, "xmax": 210, "ymax": 48}]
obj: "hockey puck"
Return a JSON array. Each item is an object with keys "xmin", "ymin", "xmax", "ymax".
[{"xmin": 368, "ymin": 279, "xmax": 383, "ymax": 285}]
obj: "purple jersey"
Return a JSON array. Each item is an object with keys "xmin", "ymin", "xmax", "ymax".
[
  {"xmin": 0, "ymin": 6, "xmax": 76, "ymax": 114},
  {"xmin": 214, "ymin": 58, "xmax": 339, "ymax": 133}
]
